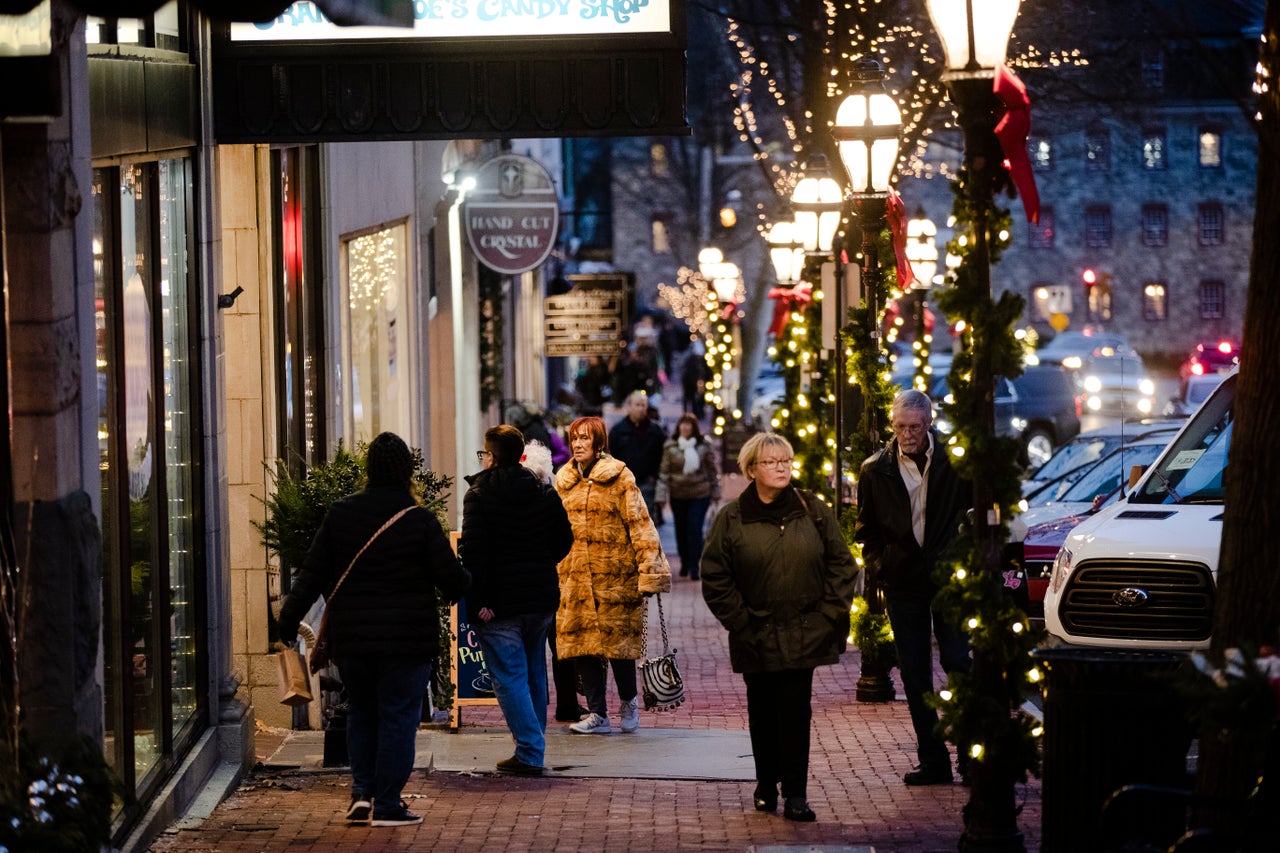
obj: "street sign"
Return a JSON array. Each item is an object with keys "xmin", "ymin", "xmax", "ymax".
[{"xmin": 544, "ymin": 275, "xmax": 630, "ymax": 357}]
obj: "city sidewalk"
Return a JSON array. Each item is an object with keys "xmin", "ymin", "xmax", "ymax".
[{"xmin": 149, "ymin": 396, "xmax": 1043, "ymax": 852}]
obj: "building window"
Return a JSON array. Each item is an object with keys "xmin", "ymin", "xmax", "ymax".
[
  {"xmin": 1085, "ymin": 126, "xmax": 1110, "ymax": 171},
  {"xmin": 650, "ymin": 142, "xmax": 670, "ymax": 177},
  {"xmin": 1030, "ymin": 283, "xmax": 1073, "ymax": 321},
  {"xmin": 1199, "ymin": 127, "xmax": 1223, "ymax": 168},
  {"xmin": 1141, "ymin": 204, "xmax": 1169, "ymax": 247},
  {"xmin": 1141, "ymin": 48, "xmax": 1164, "ymax": 89},
  {"xmin": 1028, "ymin": 206, "xmax": 1054, "ymax": 248},
  {"xmin": 1143, "ymin": 282, "xmax": 1168, "ymax": 321},
  {"xmin": 93, "ymin": 157, "xmax": 204, "ymax": 795},
  {"xmin": 651, "ymin": 216, "xmax": 671, "ymax": 253},
  {"xmin": 1032, "ymin": 137, "xmax": 1052, "ymax": 170},
  {"xmin": 1199, "ymin": 280, "xmax": 1225, "ymax": 319},
  {"xmin": 344, "ymin": 220, "xmax": 412, "ymax": 442},
  {"xmin": 1085, "ymin": 205, "xmax": 1112, "ymax": 248},
  {"xmin": 1142, "ymin": 128, "xmax": 1167, "ymax": 169},
  {"xmin": 86, "ymin": 2, "xmax": 184, "ymax": 51},
  {"xmin": 1088, "ymin": 272, "xmax": 1114, "ymax": 322},
  {"xmin": 1198, "ymin": 202, "xmax": 1225, "ymax": 246}
]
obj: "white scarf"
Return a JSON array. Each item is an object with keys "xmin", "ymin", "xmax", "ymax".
[{"xmin": 677, "ymin": 436, "xmax": 700, "ymax": 474}]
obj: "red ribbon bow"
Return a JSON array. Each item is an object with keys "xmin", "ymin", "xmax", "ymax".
[
  {"xmin": 885, "ymin": 189, "xmax": 914, "ymax": 290},
  {"xmin": 994, "ymin": 64, "xmax": 1041, "ymax": 225},
  {"xmin": 766, "ymin": 281, "xmax": 813, "ymax": 337}
]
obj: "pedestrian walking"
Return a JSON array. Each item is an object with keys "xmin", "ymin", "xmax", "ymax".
[
  {"xmin": 608, "ymin": 391, "xmax": 667, "ymax": 525},
  {"xmin": 853, "ymin": 389, "xmax": 972, "ymax": 786},
  {"xmin": 277, "ymin": 432, "xmax": 470, "ymax": 827},
  {"xmin": 460, "ymin": 426, "xmax": 573, "ymax": 777},
  {"xmin": 656, "ymin": 412, "xmax": 720, "ymax": 580},
  {"xmin": 700, "ymin": 432, "xmax": 858, "ymax": 822},
  {"xmin": 554, "ymin": 415, "xmax": 672, "ymax": 735}
]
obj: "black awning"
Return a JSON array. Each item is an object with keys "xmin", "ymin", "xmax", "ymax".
[{"xmin": 0, "ymin": 1, "xmax": 413, "ymax": 27}]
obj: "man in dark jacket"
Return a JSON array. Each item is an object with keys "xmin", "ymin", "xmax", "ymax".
[
  {"xmin": 460, "ymin": 425, "xmax": 573, "ymax": 776},
  {"xmin": 854, "ymin": 389, "xmax": 972, "ymax": 786},
  {"xmin": 278, "ymin": 432, "xmax": 470, "ymax": 827},
  {"xmin": 608, "ymin": 391, "xmax": 667, "ymax": 524}
]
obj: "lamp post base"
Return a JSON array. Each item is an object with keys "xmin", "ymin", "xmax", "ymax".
[{"xmin": 855, "ymin": 666, "xmax": 895, "ymax": 703}]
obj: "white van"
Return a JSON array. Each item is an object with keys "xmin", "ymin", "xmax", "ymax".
[{"xmin": 1043, "ymin": 370, "xmax": 1236, "ymax": 650}]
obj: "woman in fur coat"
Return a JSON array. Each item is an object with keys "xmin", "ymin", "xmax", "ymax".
[{"xmin": 554, "ymin": 416, "xmax": 672, "ymax": 735}]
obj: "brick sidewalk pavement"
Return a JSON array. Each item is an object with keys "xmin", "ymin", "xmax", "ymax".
[{"xmin": 151, "ymin": 402, "xmax": 1043, "ymax": 852}]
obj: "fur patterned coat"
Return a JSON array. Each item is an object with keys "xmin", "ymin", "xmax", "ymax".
[{"xmin": 554, "ymin": 454, "xmax": 672, "ymax": 659}]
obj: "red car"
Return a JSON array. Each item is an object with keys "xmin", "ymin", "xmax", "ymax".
[{"xmin": 1180, "ymin": 339, "xmax": 1240, "ymax": 383}]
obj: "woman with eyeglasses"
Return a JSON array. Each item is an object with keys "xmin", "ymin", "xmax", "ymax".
[
  {"xmin": 700, "ymin": 432, "xmax": 859, "ymax": 822},
  {"xmin": 553, "ymin": 416, "xmax": 671, "ymax": 735}
]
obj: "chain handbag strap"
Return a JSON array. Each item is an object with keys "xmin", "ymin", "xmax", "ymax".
[{"xmin": 642, "ymin": 594, "xmax": 671, "ymax": 658}]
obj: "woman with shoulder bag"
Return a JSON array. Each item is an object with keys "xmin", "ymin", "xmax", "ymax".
[
  {"xmin": 656, "ymin": 413, "xmax": 720, "ymax": 580},
  {"xmin": 700, "ymin": 432, "xmax": 859, "ymax": 822}
]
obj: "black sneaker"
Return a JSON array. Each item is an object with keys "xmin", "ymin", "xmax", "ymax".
[
  {"xmin": 903, "ymin": 764, "xmax": 954, "ymax": 786},
  {"xmin": 346, "ymin": 796, "xmax": 371, "ymax": 823},
  {"xmin": 496, "ymin": 755, "xmax": 545, "ymax": 777},
  {"xmin": 371, "ymin": 800, "xmax": 423, "ymax": 827}
]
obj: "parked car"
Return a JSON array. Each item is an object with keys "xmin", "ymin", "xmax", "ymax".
[
  {"xmin": 749, "ymin": 363, "xmax": 787, "ymax": 426},
  {"xmin": 1022, "ymin": 420, "xmax": 1183, "ymax": 499},
  {"xmin": 932, "ymin": 364, "xmax": 1081, "ymax": 469},
  {"xmin": 1075, "ymin": 352, "xmax": 1157, "ymax": 417},
  {"xmin": 1179, "ymin": 338, "xmax": 1240, "ymax": 384},
  {"xmin": 1033, "ymin": 330, "xmax": 1138, "ymax": 371},
  {"xmin": 1022, "ymin": 434, "xmax": 1174, "ymax": 520},
  {"xmin": 1163, "ymin": 371, "xmax": 1229, "ymax": 418},
  {"xmin": 1043, "ymin": 369, "xmax": 1236, "ymax": 650}
]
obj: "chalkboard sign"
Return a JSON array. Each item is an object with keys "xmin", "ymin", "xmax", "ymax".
[{"xmin": 449, "ymin": 533, "xmax": 499, "ymax": 729}]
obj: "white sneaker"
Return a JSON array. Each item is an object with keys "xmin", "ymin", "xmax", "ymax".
[
  {"xmin": 619, "ymin": 697, "xmax": 640, "ymax": 733},
  {"xmin": 568, "ymin": 712, "xmax": 611, "ymax": 734}
]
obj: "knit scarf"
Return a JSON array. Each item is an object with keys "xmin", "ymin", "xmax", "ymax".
[{"xmin": 677, "ymin": 436, "xmax": 700, "ymax": 474}]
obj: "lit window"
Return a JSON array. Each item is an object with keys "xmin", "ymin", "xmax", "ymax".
[
  {"xmin": 1199, "ymin": 280, "xmax": 1225, "ymax": 319},
  {"xmin": 1198, "ymin": 203, "xmax": 1225, "ymax": 246},
  {"xmin": 651, "ymin": 218, "xmax": 670, "ymax": 254},
  {"xmin": 1142, "ymin": 282, "xmax": 1167, "ymax": 321},
  {"xmin": 1085, "ymin": 127, "xmax": 1110, "ymax": 171},
  {"xmin": 1143, "ymin": 128, "xmax": 1166, "ymax": 170},
  {"xmin": 1085, "ymin": 205, "xmax": 1112, "ymax": 249},
  {"xmin": 1141, "ymin": 204, "xmax": 1168, "ymax": 247},
  {"xmin": 650, "ymin": 143, "xmax": 669, "ymax": 177},
  {"xmin": 1199, "ymin": 129, "xmax": 1222, "ymax": 168},
  {"xmin": 1028, "ymin": 207, "xmax": 1054, "ymax": 249},
  {"xmin": 1032, "ymin": 138, "xmax": 1052, "ymax": 170}
]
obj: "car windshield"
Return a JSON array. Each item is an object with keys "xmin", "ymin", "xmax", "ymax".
[
  {"xmin": 1030, "ymin": 436, "xmax": 1121, "ymax": 483},
  {"xmin": 1054, "ymin": 442, "xmax": 1167, "ymax": 504},
  {"xmin": 1134, "ymin": 375, "xmax": 1235, "ymax": 505}
]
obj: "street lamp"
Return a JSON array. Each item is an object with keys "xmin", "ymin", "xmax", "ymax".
[
  {"xmin": 832, "ymin": 55, "xmax": 902, "ymax": 705},
  {"xmin": 906, "ymin": 208, "xmax": 939, "ymax": 393},
  {"xmin": 927, "ymin": 1, "xmax": 1024, "ymax": 851},
  {"xmin": 764, "ymin": 219, "xmax": 806, "ymax": 285},
  {"xmin": 789, "ymin": 156, "xmax": 844, "ymax": 256}
]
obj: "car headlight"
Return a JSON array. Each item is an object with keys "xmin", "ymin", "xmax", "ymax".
[
  {"xmin": 1086, "ymin": 396, "xmax": 1102, "ymax": 411},
  {"xmin": 1139, "ymin": 378, "xmax": 1156, "ymax": 396},
  {"xmin": 1049, "ymin": 547, "xmax": 1073, "ymax": 595},
  {"xmin": 1136, "ymin": 398, "xmax": 1153, "ymax": 414},
  {"xmin": 1012, "ymin": 416, "xmax": 1027, "ymax": 432},
  {"xmin": 1062, "ymin": 356, "xmax": 1082, "ymax": 369},
  {"xmin": 1083, "ymin": 375, "xmax": 1103, "ymax": 393}
]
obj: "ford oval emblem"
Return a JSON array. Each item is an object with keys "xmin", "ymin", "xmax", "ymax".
[{"xmin": 1114, "ymin": 587, "xmax": 1150, "ymax": 607}]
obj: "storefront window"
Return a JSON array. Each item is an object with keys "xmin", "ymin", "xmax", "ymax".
[{"xmin": 345, "ymin": 221, "xmax": 410, "ymax": 441}]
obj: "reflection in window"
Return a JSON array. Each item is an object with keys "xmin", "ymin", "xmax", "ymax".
[
  {"xmin": 346, "ymin": 222, "xmax": 410, "ymax": 441},
  {"xmin": 1141, "ymin": 204, "xmax": 1168, "ymax": 247},
  {"xmin": 1199, "ymin": 280, "xmax": 1225, "ymax": 319},
  {"xmin": 1086, "ymin": 126, "xmax": 1110, "ymax": 171},
  {"xmin": 1085, "ymin": 205, "xmax": 1112, "ymax": 248},
  {"xmin": 1032, "ymin": 138, "xmax": 1052, "ymax": 170},
  {"xmin": 1143, "ymin": 128, "xmax": 1166, "ymax": 169},
  {"xmin": 1143, "ymin": 282, "xmax": 1168, "ymax": 321}
]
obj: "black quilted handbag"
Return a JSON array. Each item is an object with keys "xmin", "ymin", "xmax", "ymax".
[{"xmin": 639, "ymin": 594, "xmax": 685, "ymax": 711}]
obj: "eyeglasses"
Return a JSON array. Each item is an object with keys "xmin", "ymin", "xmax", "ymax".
[
  {"xmin": 475, "ymin": 450, "xmax": 492, "ymax": 464},
  {"xmin": 891, "ymin": 422, "xmax": 926, "ymax": 435},
  {"xmin": 755, "ymin": 458, "xmax": 793, "ymax": 470}
]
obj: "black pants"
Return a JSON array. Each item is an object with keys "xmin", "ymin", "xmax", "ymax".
[
  {"xmin": 576, "ymin": 656, "xmax": 638, "ymax": 717},
  {"xmin": 547, "ymin": 627, "xmax": 581, "ymax": 716},
  {"xmin": 743, "ymin": 667, "xmax": 815, "ymax": 799}
]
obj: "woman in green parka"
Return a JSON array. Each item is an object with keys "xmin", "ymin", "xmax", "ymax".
[{"xmin": 700, "ymin": 432, "xmax": 859, "ymax": 823}]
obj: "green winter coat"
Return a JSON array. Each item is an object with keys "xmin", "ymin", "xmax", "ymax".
[{"xmin": 701, "ymin": 484, "xmax": 859, "ymax": 673}]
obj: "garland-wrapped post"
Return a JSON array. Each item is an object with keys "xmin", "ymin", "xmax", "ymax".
[{"xmin": 930, "ymin": 72, "xmax": 1041, "ymax": 851}]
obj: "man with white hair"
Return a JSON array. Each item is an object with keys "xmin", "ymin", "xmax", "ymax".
[
  {"xmin": 854, "ymin": 389, "xmax": 972, "ymax": 786},
  {"xmin": 608, "ymin": 391, "xmax": 667, "ymax": 524}
]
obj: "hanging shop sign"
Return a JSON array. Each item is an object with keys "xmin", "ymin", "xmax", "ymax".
[
  {"xmin": 543, "ymin": 273, "xmax": 630, "ymax": 357},
  {"xmin": 230, "ymin": 0, "xmax": 672, "ymax": 41},
  {"xmin": 462, "ymin": 154, "xmax": 559, "ymax": 275}
]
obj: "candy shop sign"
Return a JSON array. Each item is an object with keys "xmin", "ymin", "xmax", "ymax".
[{"xmin": 229, "ymin": 0, "xmax": 672, "ymax": 41}]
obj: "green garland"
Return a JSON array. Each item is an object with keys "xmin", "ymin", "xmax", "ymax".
[{"xmin": 927, "ymin": 173, "xmax": 1043, "ymax": 783}]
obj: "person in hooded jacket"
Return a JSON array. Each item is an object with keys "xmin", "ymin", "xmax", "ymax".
[
  {"xmin": 278, "ymin": 432, "xmax": 470, "ymax": 828},
  {"xmin": 555, "ymin": 415, "xmax": 671, "ymax": 735},
  {"xmin": 700, "ymin": 432, "xmax": 858, "ymax": 823},
  {"xmin": 460, "ymin": 425, "xmax": 574, "ymax": 776}
]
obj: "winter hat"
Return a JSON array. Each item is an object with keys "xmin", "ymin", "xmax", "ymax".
[{"xmin": 366, "ymin": 432, "xmax": 414, "ymax": 488}]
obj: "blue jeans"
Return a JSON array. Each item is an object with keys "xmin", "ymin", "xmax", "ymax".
[
  {"xmin": 337, "ymin": 655, "xmax": 431, "ymax": 810},
  {"xmin": 885, "ymin": 596, "xmax": 972, "ymax": 769},
  {"xmin": 670, "ymin": 496, "xmax": 711, "ymax": 577},
  {"xmin": 476, "ymin": 612, "xmax": 554, "ymax": 766}
]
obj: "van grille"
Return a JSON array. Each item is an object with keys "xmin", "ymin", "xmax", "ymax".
[{"xmin": 1059, "ymin": 559, "xmax": 1214, "ymax": 641}]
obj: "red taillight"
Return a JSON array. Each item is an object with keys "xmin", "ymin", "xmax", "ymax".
[
  {"xmin": 1217, "ymin": 341, "xmax": 1233, "ymax": 354},
  {"xmin": 1196, "ymin": 343, "xmax": 1206, "ymax": 353},
  {"xmin": 1192, "ymin": 362, "xmax": 1205, "ymax": 376}
]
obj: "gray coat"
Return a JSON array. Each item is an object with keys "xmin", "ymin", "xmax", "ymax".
[{"xmin": 701, "ymin": 485, "xmax": 859, "ymax": 673}]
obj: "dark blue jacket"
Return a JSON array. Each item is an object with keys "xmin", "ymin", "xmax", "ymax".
[{"xmin": 608, "ymin": 416, "xmax": 666, "ymax": 483}]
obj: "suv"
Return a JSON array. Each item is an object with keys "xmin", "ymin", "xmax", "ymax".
[{"xmin": 1043, "ymin": 370, "xmax": 1235, "ymax": 649}]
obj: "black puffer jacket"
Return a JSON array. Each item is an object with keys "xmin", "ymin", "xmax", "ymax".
[
  {"xmin": 278, "ymin": 486, "xmax": 470, "ymax": 660},
  {"xmin": 459, "ymin": 464, "xmax": 573, "ymax": 623},
  {"xmin": 853, "ymin": 432, "xmax": 970, "ymax": 602}
]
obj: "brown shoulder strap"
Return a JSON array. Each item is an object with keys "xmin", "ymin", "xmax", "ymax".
[{"xmin": 327, "ymin": 505, "xmax": 416, "ymax": 604}]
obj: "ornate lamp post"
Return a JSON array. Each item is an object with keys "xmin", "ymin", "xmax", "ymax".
[
  {"xmin": 831, "ymin": 55, "xmax": 903, "ymax": 704},
  {"xmin": 699, "ymin": 247, "xmax": 743, "ymax": 436},
  {"xmin": 906, "ymin": 208, "xmax": 939, "ymax": 393},
  {"xmin": 764, "ymin": 219, "xmax": 806, "ymax": 286},
  {"xmin": 926, "ymin": 1, "xmax": 1024, "ymax": 851}
]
